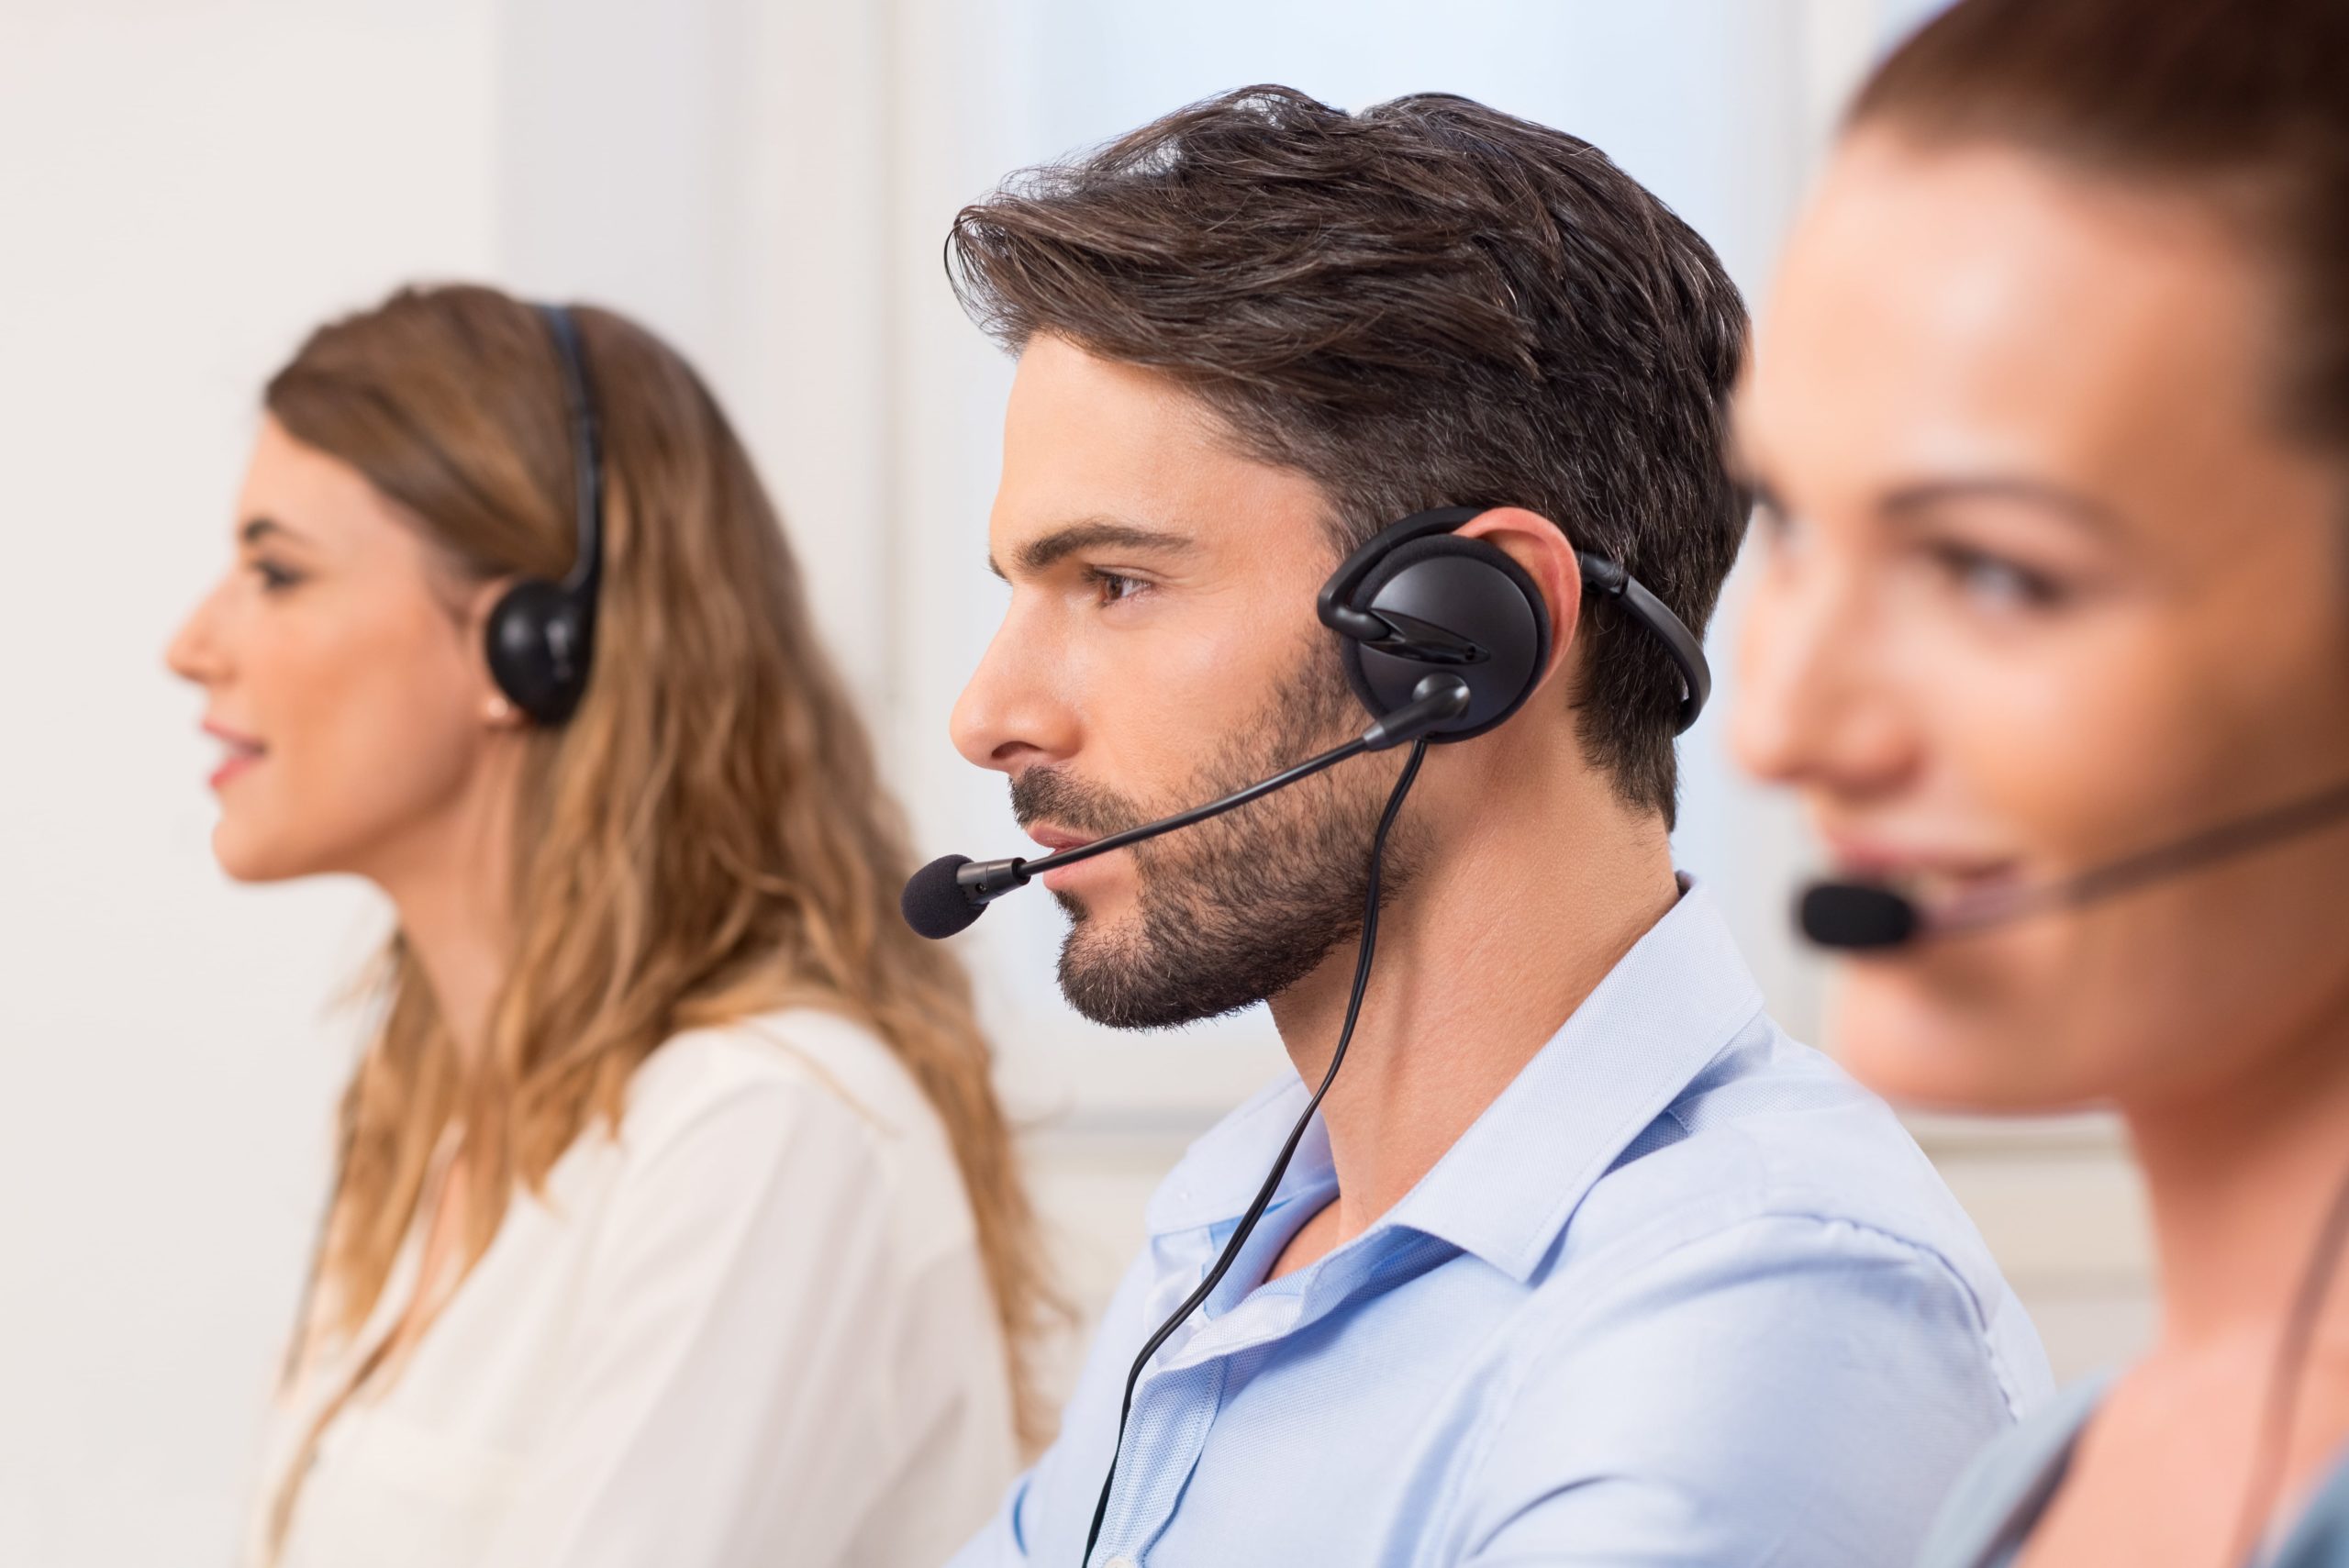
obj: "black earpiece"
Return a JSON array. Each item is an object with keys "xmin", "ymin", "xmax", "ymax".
[
  {"xmin": 1317, "ymin": 506, "xmax": 1709, "ymax": 740},
  {"xmin": 484, "ymin": 303, "xmax": 606, "ymax": 726}
]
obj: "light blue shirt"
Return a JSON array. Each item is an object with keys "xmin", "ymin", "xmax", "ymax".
[{"xmin": 952, "ymin": 883, "xmax": 2054, "ymax": 1568}]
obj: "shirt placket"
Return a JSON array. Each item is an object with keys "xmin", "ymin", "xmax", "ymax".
[
  {"xmin": 1085, "ymin": 1353, "xmax": 1227, "ymax": 1568},
  {"xmin": 1086, "ymin": 1230, "xmax": 1420, "ymax": 1566}
]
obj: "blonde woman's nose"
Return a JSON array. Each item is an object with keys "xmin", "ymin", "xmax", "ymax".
[{"xmin": 166, "ymin": 579, "xmax": 230, "ymax": 687}]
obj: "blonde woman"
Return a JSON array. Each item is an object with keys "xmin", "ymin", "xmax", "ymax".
[{"xmin": 169, "ymin": 284, "xmax": 1050, "ymax": 1568}]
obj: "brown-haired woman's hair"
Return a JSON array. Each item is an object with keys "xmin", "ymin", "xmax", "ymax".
[
  {"xmin": 1851, "ymin": 0, "xmax": 2349, "ymax": 467},
  {"xmin": 262, "ymin": 283, "xmax": 1055, "ymax": 1487}
]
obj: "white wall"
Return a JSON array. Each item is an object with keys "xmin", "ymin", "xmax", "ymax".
[
  {"xmin": 0, "ymin": 6, "xmax": 496, "ymax": 1561},
  {"xmin": 0, "ymin": 4, "xmax": 2146, "ymax": 1564}
]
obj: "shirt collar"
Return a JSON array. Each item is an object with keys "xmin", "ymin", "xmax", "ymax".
[{"xmin": 1144, "ymin": 878, "xmax": 1766, "ymax": 1283}]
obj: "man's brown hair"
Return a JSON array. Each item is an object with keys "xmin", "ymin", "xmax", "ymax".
[{"xmin": 948, "ymin": 86, "xmax": 1748, "ymax": 824}]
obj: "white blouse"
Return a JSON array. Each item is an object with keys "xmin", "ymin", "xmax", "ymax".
[{"xmin": 245, "ymin": 1007, "xmax": 1017, "ymax": 1568}]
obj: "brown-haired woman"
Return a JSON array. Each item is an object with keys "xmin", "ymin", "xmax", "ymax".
[
  {"xmin": 1733, "ymin": 1, "xmax": 2349, "ymax": 1564},
  {"xmin": 167, "ymin": 284, "xmax": 1051, "ymax": 1568}
]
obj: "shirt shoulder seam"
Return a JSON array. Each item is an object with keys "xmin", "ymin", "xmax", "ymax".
[{"xmin": 1431, "ymin": 1206, "xmax": 2019, "ymax": 1547}]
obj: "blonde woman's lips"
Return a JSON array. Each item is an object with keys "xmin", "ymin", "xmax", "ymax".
[{"xmin": 203, "ymin": 720, "xmax": 265, "ymax": 790}]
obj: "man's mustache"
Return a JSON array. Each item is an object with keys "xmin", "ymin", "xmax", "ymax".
[{"xmin": 1009, "ymin": 766, "xmax": 1148, "ymax": 841}]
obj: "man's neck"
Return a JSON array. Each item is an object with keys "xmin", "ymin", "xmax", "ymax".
[{"xmin": 1266, "ymin": 751, "xmax": 1679, "ymax": 1262}]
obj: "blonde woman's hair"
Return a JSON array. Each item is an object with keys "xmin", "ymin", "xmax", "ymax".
[{"xmin": 261, "ymin": 284, "xmax": 1055, "ymax": 1527}]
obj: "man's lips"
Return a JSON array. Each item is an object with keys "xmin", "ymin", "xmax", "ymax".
[
  {"xmin": 1022, "ymin": 824, "xmax": 1098, "ymax": 857},
  {"xmin": 1021, "ymin": 823, "xmax": 1124, "ymax": 894}
]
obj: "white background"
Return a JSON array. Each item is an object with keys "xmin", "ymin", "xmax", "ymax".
[{"xmin": 0, "ymin": 4, "xmax": 2145, "ymax": 1564}]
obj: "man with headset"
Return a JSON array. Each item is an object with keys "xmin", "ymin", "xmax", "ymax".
[{"xmin": 928, "ymin": 88, "xmax": 2051, "ymax": 1566}]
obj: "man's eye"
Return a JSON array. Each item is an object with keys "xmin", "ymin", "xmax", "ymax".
[
  {"xmin": 1930, "ymin": 543, "xmax": 2066, "ymax": 612},
  {"xmin": 1085, "ymin": 568, "xmax": 1149, "ymax": 606}
]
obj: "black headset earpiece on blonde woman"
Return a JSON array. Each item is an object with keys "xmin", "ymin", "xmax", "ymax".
[
  {"xmin": 485, "ymin": 302, "xmax": 606, "ymax": 726},
  {"xmin": 1317, "ymin": 506, "xmax": 1711, "ymax": 739}
]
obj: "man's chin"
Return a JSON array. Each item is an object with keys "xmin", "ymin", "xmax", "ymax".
[
  {"xmin": 1053, "ymin": 907, "xmax": 1169, "ymax": 1028},
  {"xmin": 1049, "ymin": 884, "xmax": 1109, "ymax": 924},
  {"xmin": 1056, "ymin": 973, "xmax": 1252, "ymax": 1032},
  {"xmin": 1052, "ymin": 898, "xmax": 1350, "ymax": 1031}
]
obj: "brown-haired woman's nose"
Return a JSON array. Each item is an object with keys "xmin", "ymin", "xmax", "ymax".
[{"xmin": 1731, "ymin": 574, "xmax": 1914, "ymax": 793}]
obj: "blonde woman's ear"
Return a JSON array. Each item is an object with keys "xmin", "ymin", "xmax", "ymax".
[{"xmin": 464, "ymin": 579, "xmax": 526, "ymax": 729}]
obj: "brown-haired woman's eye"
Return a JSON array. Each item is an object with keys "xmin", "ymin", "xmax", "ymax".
[{"xmin": 1930, "ymin": 541, "xmax": 2066, "ymax": 612}]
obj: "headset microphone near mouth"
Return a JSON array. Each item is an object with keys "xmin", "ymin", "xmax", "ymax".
[
  {"xmin": 1799, "ymin": 773, "xmax": 2349, "ymax": 951},
  {"xmin": 900, "ymin": 675, "xmax": 1471, "ymax": 940},
  {"xmin": 1797, "ymin": 771, "xmax": 2349, "ymax": 1568}
]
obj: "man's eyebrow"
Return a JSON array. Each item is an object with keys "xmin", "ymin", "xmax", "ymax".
[
  {"xmin": 987, "ymin": 518, "xmax": 1195, "ymax": 581},
  {"xmin": 1880, "ymin": 476, "xmax": 2120, "ymax": 534}
]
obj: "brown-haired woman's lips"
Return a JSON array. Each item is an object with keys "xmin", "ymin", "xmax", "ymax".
[{"xmin": 1820, "ymin": 828, "xmax": 2021, "ymax": 898}]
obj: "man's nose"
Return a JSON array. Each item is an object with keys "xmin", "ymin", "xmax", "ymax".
[{"xmin": 950, "ymin": 608, "xmax": 1079, "ymax": 777}]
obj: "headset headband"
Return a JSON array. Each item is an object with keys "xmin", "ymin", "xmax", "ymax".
[{"xmin": 534, "ymin": 302, "xmax": 604, "ymax": 606}]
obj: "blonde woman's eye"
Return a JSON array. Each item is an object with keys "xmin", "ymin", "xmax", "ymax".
[{"xmin": 252, "ymin": 559, "xmax": 306, "ymax": 594}]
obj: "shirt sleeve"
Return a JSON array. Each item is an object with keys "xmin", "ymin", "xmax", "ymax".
[
  {"xmin": 473, "ymin": 1071, "xmax": 929, "ymax": 1568},
  {"xmin": 1451, "ymin": 1212, "xmax": 2020, "ymax": 1568}
]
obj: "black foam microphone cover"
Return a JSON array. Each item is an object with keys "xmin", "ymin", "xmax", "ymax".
[
  {"xmin": 903, "ymin": 854, "xmax": 985, "ymax": 940},
  {"xmin": 1798, "ymin": 882, "xmax": 1922, "ymax": 951}
]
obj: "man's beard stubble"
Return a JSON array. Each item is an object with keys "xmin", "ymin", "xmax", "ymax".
[{"xmin": 1011, "ymin": 654, "xmax": 1426, "ymax": 1029}]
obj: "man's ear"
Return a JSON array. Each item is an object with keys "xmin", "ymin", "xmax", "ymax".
[{"xmin": 1455, "ymin": 506, "xmax": 1583, "ymax": 694}]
